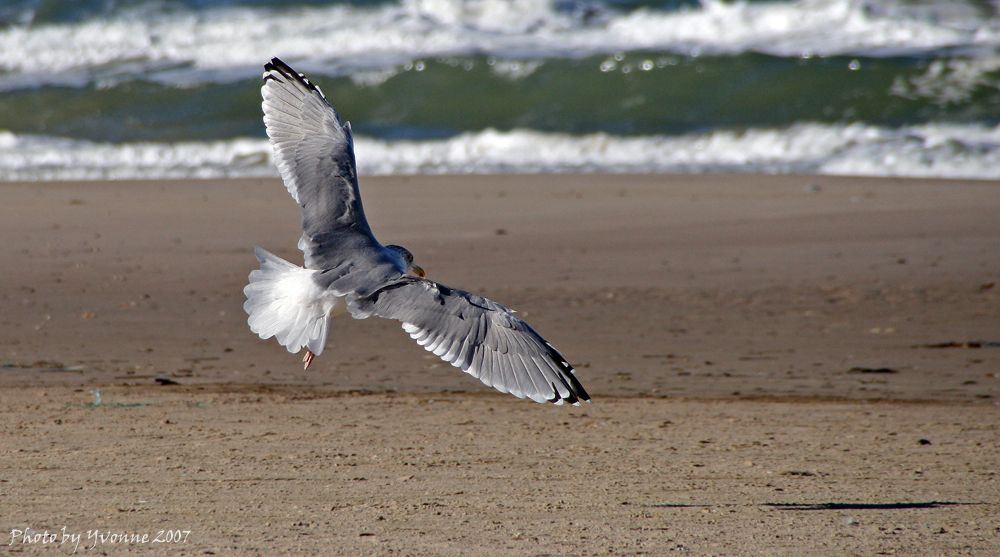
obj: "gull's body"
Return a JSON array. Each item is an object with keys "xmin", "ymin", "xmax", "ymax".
[{"xmin": 244, "ymin": 58, "xmax": 590, "ymax": 405}]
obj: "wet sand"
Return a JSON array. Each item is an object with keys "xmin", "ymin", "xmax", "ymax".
[{"xmin": 1, "ymin": 174, "xmax": 998, "ymax": 554}]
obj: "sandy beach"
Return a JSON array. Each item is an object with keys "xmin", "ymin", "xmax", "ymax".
[{"xmin": 2, "ymin": 174, "xmax": 999, "ymax": 555}]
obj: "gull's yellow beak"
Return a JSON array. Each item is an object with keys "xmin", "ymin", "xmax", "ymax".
[{"xmin": 411, "ymin": 265, "xmax": 425, "ymax": 278}]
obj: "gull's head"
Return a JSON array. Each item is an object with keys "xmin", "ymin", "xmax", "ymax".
[{"xmin": 386, "ymin": 245, "xmax": 425, "ymax": 278}]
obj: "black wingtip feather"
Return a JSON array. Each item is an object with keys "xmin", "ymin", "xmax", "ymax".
[
  {"xmin": 263, "ymin": 57, "xmax": 329, "ymax": 102},
  {"xmin": 547, "ymin": 347, "xmax": 591, "ymax": 404},
  {"xmin": 264, "ymin": 57, "xmax": 295, "ymax": 77}
]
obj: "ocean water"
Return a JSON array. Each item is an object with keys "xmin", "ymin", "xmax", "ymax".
[{"xmin": 2, "ymin": 0, "xmax": 1000, "ymax": 180}]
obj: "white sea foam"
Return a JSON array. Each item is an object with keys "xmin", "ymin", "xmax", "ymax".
[
  {"xmin": 890, "ymin": 55, "xmax": 1000, "ymax": 106},
  {"xmin": 1, "ymin": 0, "xmax": 998, "ymax": 88},
  {"xmin": 0, "ymin": 132, "xmax": 275, "ymax": 180},
  {"xmin": 2, "ymin": 122, "xmax": 999, "ymax": 181}
]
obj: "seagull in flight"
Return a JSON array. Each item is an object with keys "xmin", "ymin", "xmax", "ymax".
[{"xmin": 243, "ymin": 58, "xmax": 590, "ymax": 405}]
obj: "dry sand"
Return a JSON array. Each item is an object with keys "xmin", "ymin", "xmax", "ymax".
[{"xmin": 1, "ymin": 174, "xmax": 998, "ymax": 555}]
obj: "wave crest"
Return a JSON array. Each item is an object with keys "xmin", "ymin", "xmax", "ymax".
[
  {"xmin": 1, "ymin": 0, "xmax": 997, "ymax": 89},
  {"xmin": 3, "ymin": 122, "xmax": 1000, "ymax": 180}
]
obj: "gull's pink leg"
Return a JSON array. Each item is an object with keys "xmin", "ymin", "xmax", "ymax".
[{"xmin": 303, "ymin": 350, "xmax": 315, "ymax": 370}]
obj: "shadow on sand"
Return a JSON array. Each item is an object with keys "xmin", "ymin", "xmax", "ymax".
[
  {"xmin": 762, "ymin": 501, "xmax": 972, "ymax": 511},
  {"xmin": 640, "ymin": 501, "xmax": 975, "ymax": 511}
]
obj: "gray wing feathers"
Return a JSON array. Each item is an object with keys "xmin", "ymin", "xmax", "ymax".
[
  {"xmin": 262, "ymin": 58, "xmax": 373, "ymax": 256},
  {"xmin": 365, "ymin": 279, "xmax": 590, "ymax": 405}
]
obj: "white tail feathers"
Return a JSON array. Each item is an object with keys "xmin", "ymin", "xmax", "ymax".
[{"xmin": 243, "ymin": 247, "xmax": 344, "ymax": 356}]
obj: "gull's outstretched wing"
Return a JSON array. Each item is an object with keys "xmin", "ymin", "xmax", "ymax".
[
  {"xmin": 262, "ymin": 57, "xmax": 376, "ymax": 269},
  {"xmin": 352, "ymin": 278, "xmax": 590, "ymax": 405}
]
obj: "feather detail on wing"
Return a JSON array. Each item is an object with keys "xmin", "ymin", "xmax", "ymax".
[
  {"xmin": 355, "ymin": 278, "xmax": 590, "ymax": 405},
  {"xmin": 262, "ymin": 58, "xmax": 374, "ymax": 267}
]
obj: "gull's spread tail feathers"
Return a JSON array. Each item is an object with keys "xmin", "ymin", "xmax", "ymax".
[{"xmin": 243, "ymin": 247, "xmax": 344, "ymax": 357}]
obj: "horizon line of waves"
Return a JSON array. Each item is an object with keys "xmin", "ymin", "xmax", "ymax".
[{"xmin": 2, "ymin": 0, "xmax": 1000, "ymax": 88}]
